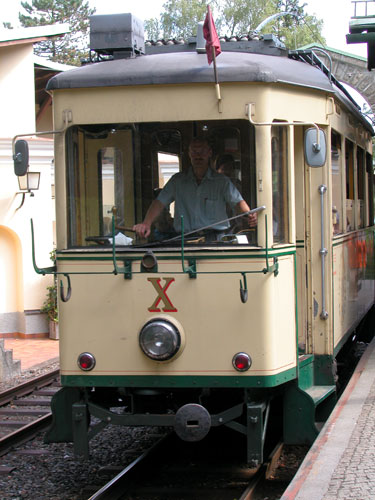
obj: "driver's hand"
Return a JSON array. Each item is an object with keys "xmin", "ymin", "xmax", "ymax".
[
  {"xmin": 133, "ymin": 222, "xmax": 151, "ymax": 238},
  {"xmin": 248, "ymin": 212, "xmax": 257, "ymax": 228}
]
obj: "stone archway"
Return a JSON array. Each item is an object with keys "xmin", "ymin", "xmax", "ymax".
[
  {"xmin": 0, "ymin": 226, "xmax": 24, "ymax": 335},
  {"xmin": 301, "ymin": 44, "xmax": 375, "ymax": 113}
]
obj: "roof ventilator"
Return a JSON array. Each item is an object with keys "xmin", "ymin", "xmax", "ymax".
[{"xmin": 89, "ymin": 13, "xmax": 144, "ymax": 60}]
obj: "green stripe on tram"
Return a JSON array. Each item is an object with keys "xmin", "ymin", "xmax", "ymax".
[{"xmin": 61, "ymin": 367, "xmax": 297, "ymax": 388}]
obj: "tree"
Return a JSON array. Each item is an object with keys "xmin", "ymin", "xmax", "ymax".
[
  {"xmin": 144, "ymin": 0, "xmax": 325, "ymax": 49},
  {"xmin": 268, "ymin": 0, "xmax": 325, "ymax": 49},
  {"xmin": 19, "ymin": 0, "xmax": 96, "ymax": 66},
  {"xmin": 217, "ymin": 0, "xmax": 275, "ymax": 37},
  {"xmin": 145, "ymin": 0, "xmax": 207, "ymax": 40}
]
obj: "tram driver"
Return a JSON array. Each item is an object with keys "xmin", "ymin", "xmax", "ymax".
[{"xmin": 133, "ymin": 138, "xmax": 257, "ymax": 240}]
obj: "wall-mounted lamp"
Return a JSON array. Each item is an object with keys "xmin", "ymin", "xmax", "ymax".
[{"xmin": 16, "ymin": 171, "xmax": 41, "ymax": 210}]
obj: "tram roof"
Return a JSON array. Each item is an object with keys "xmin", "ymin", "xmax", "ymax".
[
  {"xmin": 47, "ymin": 51, "xmax": 332, "ymax": 91},
  {"xmin": 46, "ymin": 51, "xmax": 373, "ymax": 134}
]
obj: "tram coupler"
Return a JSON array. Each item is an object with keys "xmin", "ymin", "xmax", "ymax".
[{"xmin": 174, "ymin": 403, "xmax": 211, "ymax": 441}]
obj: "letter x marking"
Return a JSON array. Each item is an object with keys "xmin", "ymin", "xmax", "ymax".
[{"xmin": 147, "ymin": 277, "xmax": 177, "ymax": 312}]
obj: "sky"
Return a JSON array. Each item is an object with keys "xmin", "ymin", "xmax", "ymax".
[{"xmin": 0, "ymin": 0, "xmax": 368, "ymax": 58}]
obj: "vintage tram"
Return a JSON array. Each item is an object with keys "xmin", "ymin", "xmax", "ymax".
[{"xmin": 14, "ymin": 14, "xmax": 375, "ymax": 464}]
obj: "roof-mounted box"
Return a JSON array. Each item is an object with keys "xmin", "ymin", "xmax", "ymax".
[{"xmin": 90, "ymin": 13, "xmax": 144, "ymax": 58}]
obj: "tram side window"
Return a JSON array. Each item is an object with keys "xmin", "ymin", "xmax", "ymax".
[
  {"xmin": 271, "ymin": 125, "xmax": 289, "ymax": 243},
  {"xmin": 366, "ymin": 152, "xmax": 374, "ymax": 226},
  {"xmin": 154, "ymin": 152, "xmax": 180, "ymax": 234},
  {"xmin": 357, "ymin": 147, "xmax": 365, "ymax": 228},
  {"xmin": 331, "ymin": 131, "xmax": 343, "ymax": 235},
  {"xmin": 158, "ymin": 153, "xmax": 180, "ymax": 189},
  {"xmin": 345, "ymin": 139, "xmax": 355, "ymax": 231},
  {"xmin": 209, "ymin": 127, "xmax": 242, "ymax": 195}
]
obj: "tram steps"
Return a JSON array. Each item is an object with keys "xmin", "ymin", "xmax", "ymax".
[
  {"xmin": 304, "ymin": 384, "xmax": 336, "ymax": 406},
  {"xmin": 284, "ymin": 356, "xmax": 337, "ymax": 445}
]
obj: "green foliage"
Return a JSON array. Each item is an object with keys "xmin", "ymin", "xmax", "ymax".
[
  {"xmin": 217, "ymin": 0, "xmax": 276, "ymax": 37},
  {"xmin": 144, "ymin": 0, "xmax": 325, "ymax": 49},
  {"xmin": 41, "ymin": 285, "xmax": 58, "ymax": 322},
  {"xmin": 18, "ymin": 0, "xmax": 96, "ymax": 65},
  {"xmin": 270, "ymin": 0, "xmax": 325, "ymax": 49},
  {"xmin": 40, "ymin": 250, "xmax": 58, "ymax": 323},
  {"xmin": 144, "ymin": 18, "xmax": 163, "ymax": 42},
  {"xmin": 146, "ymin": 0, "xmax": 207, "ymax": 40}
]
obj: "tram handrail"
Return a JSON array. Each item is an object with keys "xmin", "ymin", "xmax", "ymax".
[
  {"xmin": 319, "ymin": 185, "xmax": 329, "ymax": 320},
  {"xmin": 12, "ymin": 109, "xmax": 72, "ymax": 158},
  {"xmin": 246, "ymin": 102, "xmax": 321, "ymax": 148}
]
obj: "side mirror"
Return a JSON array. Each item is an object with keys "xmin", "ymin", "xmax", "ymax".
[
  {"xmin": 13, "ymin": 139, "xmax": 29, "ymax": 176},
  {"xmin": 304, "ymin": 128, "xmax": 326, "ymax": 168}
]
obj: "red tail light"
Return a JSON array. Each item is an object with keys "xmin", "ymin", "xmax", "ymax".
[
  {"xmin": 77, "ymin": 352, "xmax": 96, "ymax": 371},
  {"xmin": 232, "ymin": 352, "xmax": 251, "ymax": 372}
]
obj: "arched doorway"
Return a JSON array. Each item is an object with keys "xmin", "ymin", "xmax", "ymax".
[{"xmin": 0, "ymin": 226, "xmax": 23, "ymax": 335}]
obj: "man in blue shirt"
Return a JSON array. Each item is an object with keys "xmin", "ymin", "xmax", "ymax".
[{"xmin": 133, "ymin": 138, "xmax": 257, "ymax": 239}]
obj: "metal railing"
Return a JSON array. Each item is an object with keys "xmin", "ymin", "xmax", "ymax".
[{"xmin": 352, "ymin": 0, "xmax": 375, "ymax": 18}]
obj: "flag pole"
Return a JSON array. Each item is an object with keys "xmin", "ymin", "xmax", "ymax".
[
  {"xmin": 210, "ymin": 24, "xmax": 222, "ymax": 111},
  {"xmin": 204, "ymin": 4, "xmax": 222, "ymax": 112},
  {"xmin": 212, "ymin": 46, "xmax": 221, "ymax": 102}
]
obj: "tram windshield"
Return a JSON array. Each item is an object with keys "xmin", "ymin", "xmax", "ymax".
[{"xmin": 65, "ymin": 119, "xmax": 257, "ymax": 248}]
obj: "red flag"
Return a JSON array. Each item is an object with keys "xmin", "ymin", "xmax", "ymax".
[{"xmin": 203, "ymin": 5, "xmax": 221, "ymax": 65}]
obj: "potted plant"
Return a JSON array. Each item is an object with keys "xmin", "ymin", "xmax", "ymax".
[
  {"xmin": 41, "ymin": 284, "xmax": 58, "ymax": 339},
  {"xmin": 40, "ymin": 251, "xmax": 59, "ymax": 339}
]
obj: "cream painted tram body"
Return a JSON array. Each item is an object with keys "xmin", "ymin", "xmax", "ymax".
[{"xmin": 28, "ymin": 15, "xmax": 374, "ymax": 463}]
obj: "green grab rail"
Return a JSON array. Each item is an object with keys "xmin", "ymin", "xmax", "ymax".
[{"xmin": 31, "ymin": 209, "xmax": 281, "ymax": 304}]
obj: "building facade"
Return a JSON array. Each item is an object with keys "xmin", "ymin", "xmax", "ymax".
[{"xmin": 0, "ymin": 25, "xmax": 70, "ymax": 337}]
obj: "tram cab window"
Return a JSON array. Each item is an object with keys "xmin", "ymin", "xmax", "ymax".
[
  {"xmin": 66, "ymin": 126, "xmax": 134, "ymax": 247},
  {"xmin": 331, "ymin": 131, "xmax": 343, "ymax": 235},
  {"xmin": 357, "ymin": 147, "xmax": 365, "ymax": 228},
  {"xmin": 99, "ymin": 147, "xmax": 125, "ymax": 234},
  {"xmin": 345, "ymin": 139, "xmax": 355, "ymax": 231},
  {"xmin": 272, "ymin": 125, "xmax": 289, "ymax": 243},
  {"xmin": 65, "ymin": 120, "xmax": 257, "ymax": 248}
]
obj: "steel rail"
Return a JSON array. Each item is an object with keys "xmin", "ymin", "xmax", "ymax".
[
  {"xmin": 0, "ymin": 413, "xmax": 52, "ymax": 456},
  {"xmin": 88, "ymin": 433, "xmax": 284, "ymax": 500},
  {"xmin": 0, "ymin": 368, "xmax": 60, "ymax": 406},
  {"xmin": 88, "ymin": 433, "xmax": 172, "ymax": 500},
  {"xmin": 239, "ymin": 441, "xmax": 284, "ymax": 500}
]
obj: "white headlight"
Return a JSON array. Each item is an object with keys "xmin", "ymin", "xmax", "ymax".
[{"xmin": 139, "ymin": 319, "xmax": 181, "ymax": 361}]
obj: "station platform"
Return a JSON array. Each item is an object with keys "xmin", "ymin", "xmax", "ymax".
[
  {"xmin": 4, "ymin": 338, "xmax": 59, "ymax": 371},
  {"xmin": 281, "ymin": 336, "xmax": 375, "ymax": 500}
]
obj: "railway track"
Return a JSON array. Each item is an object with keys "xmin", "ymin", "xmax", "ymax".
[
  {"xmin": 86, "ymin": 432, "xmax": 287, "ymax": 500},
  {"xmin": 0, "ymin": 369, "xmax": 60, "ymax": 456},
  {"xmin": 84, "ymin": 338, "xmax": 367, "ymax": 500}
]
